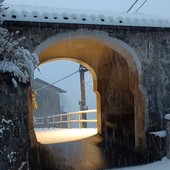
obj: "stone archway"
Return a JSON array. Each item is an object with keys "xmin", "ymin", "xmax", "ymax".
[{"xmin": 33, "ymin": 30, "xmax": 145, "ymax": 148}]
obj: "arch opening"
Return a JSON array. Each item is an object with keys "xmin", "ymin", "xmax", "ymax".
[
  {"xmin": 32, "ymin": 30, "xmax": 145, "ymax": 148},
  {"xmin": 33, "ymin": 60, "xmax": 99, "ymax": 144}
]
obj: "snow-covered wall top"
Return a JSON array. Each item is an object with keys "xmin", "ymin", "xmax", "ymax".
[
  {"xmin": 165, "ymin": 114, "xmax": 170, "ymax": 120},
  {"xmin": 2, "ymin": 3, "xmax": 170, "ymax": 28}
]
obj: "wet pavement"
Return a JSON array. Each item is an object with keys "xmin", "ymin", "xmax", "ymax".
[
  {"xmin": 38, "ymin": 134, "xmax": 104, "ymax": 170},
  {"xmin": 37, "ymin": 134, "xmax": 152, "ymax": 170}
]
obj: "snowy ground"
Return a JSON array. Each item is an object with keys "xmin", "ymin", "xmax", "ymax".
[
  {"xmin": 108, "ymin": 157, "xmax": 170, "ymax": 170},
  {"xmin": 35, "ymin": 128, "xmax": 97, "ymax": 144}
]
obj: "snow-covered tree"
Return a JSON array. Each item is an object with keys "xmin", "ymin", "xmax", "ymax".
[
  {"xmin": 0, "ymin": 1, "xmax": 39, "ymax": 85},
  {"xmin": 0, "ymin": 28, "xmax": 39, "ymax": 84}
]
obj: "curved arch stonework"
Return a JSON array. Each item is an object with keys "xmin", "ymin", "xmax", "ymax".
[{"xmin": 34, "ymin": 30, "xmax": 146, "ymax": 147}]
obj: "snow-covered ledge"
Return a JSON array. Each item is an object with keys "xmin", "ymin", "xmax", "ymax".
[
  {"xmin": 165, "ymin": 114, "xmax": 170, "ymax": 120},
  {"xmin": 165, "ymin": 114, "xmax": 170, "ymax": 159}
]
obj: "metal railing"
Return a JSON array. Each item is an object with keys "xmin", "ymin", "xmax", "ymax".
[
  {"xmin": 34, "ymin": 116, "xmax": 44, "ymax": 126},
  {"xmin": 34, "ymin": 109, "xmax": 97, "ymax": 128}
]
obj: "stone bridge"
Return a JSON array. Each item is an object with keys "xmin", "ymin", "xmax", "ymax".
[{"xmin": 1, "ymin": 4, "xmax": 170, "ymax": 169}]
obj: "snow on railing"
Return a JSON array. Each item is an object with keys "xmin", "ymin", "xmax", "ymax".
[{"xmin": 34, "ymin": 109, "xmax": 97, "ymax": 128}]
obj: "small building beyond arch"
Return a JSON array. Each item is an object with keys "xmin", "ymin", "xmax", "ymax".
[{"xmin": 33, "ymin": 78, "xmax": 67, "ymax": 128}]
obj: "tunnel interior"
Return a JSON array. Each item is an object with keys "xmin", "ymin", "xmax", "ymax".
[{"xmin": 97, "ymin": 47, "xmax": 135, "ymax": 146}]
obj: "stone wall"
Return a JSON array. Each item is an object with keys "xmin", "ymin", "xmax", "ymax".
[
  {"xmin": 166, "ymin": 120, "xmax": 170, "ymax": 159},
  {"xmin": 128, "ymin": 31, "xmax": 169, "ymax": 132},
  {"xmin": 165, "ymin": 114, "xmax": 170, "ymax": 159},
  {"xmin": 14, "ymin": 24, "xmax": 170, "ymax": 133},
  {"xmin": 4, "ymin": 21, "xmax": 170, "ymax": 150},
  {"xmin": 0, "ymin": 73, "xmax": 31, "ymax": 170},
  {"xmin": 20, "ymin": 25, "xmax": 169, "ymax": 146},
  {"xmin": 97, "ymin": 49, "xmax": 135, "ymax": 146}
]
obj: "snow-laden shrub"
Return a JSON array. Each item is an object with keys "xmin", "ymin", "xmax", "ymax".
[
  {"xmin": 0, "ymin": 1, "xmax": 39, "ymax": 84},
  {"xmin": 0, "ymin": 0, "xmax": 5, "ymax": 23},
  {"xmin": 0, "ymin": 27, "xmax": 39, "ymax": 83}
]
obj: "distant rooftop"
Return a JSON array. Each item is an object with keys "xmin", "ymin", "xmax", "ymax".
[
  {"xmin": 2, "ymin": 3, "xmax": 170, "ymax": 28},
  {"xmin": 34, "ymin": 78, "xmax": 66, "ymax": 93}
]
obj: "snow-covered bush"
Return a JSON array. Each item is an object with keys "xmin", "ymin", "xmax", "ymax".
[
  {"xmin": 0, "ymin": 1, "xmax": 39, "ymax": 84},
  {"xmin": 0, "ymin": 0, "xmax": 5, "ymax": 23},
  {"xmin": 0, "ymin": 28, "xmax": 39, "ymax": 83}
]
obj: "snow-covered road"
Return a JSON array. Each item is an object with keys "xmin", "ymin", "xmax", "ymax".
[
  {"xmin": 109, "ymin": 157, "xmax": 170, "ymax": 170},
  {"xmin": 35, "ymin": 128, "xmax": 97, "ymax": 144}
]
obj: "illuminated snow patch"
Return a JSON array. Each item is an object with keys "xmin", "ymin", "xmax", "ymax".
[{"xmin": 35, "ymin": 128, "xmax": 97, "ymax": 144}]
